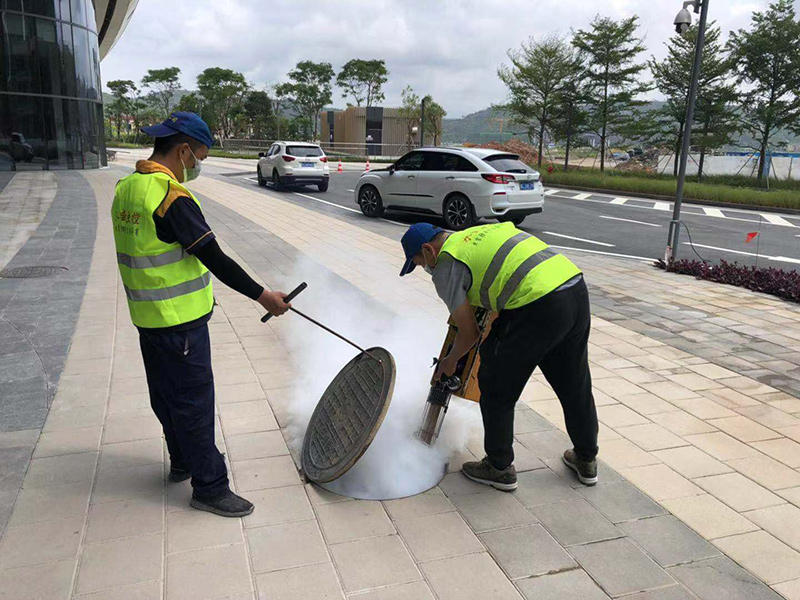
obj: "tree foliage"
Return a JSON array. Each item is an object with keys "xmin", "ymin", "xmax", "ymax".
[
  {"xmin": 243, "ymin": 90, "xmax": 275, "ymax": 139},
  {"xmin": 336, "ymin": 59, "xmax": 389, "ymax": 107},
  {"xmin": 276, "ymin": 61, "xmax": 335, "ymax": 139},
  {"xmin": 498, "ymin": 34, "xmax": 584, "ymax": 167},
  {"xmin": 196, "ymin": 67, "xmax": 249, "ymax": 141},
  {"xmin": 422, "ymin": 96, "xmax": 447, "ymax": 146},
  {"xmin": 573, "ymin": 15, "xmax": 652, "ymax": 171},
  {"xmin": 141, "ymin": 67, "xmax": 181, "ymax": 119},
  {"xmin": 728, "ymin": 0, "xmax": 800, "ymax": 180},
  {"xmin": 106, "ymin": 79, "xmax": 137, "ymax": 139}
]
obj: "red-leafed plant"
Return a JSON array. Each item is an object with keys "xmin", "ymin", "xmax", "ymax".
[{"xmin": 656, "ymin": 259, "xmax": 800, "ymax": 304}]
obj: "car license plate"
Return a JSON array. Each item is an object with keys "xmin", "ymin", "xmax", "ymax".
[
  {"xmin": 301, "ymin": 162, "xmax": 314, "ymax": 168},
  {"xmin": 520, "ymin": 182, "xmax": 534, "ymax": 191}
]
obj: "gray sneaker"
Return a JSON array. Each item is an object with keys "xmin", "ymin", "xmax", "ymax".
[
  {"xmin": 562, "ymin": 449, "xmax": 598, "ymax": 486},
  {"xmin": 461, "ymin": 457, "xmax": 518, "ymax": 491}
]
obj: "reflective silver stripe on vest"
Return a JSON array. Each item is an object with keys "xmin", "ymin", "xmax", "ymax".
[
  {"xmin": 124, "ymin": 272, "xmax": 211, "ymax": 302},
  {"xmin": 479, "ymin": 232, "xmax": 530, "ymax": 309},
  {"xmin": 117, "ymin": 247, "xmax": 187, "ymax": 270},
  {"xmin": 495, "ymin": 248, "xmax": 558, "ymax": 311}
]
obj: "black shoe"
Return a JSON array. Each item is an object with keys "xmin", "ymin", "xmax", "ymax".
[
  {"xmin": 190, "ymin": 489, "xmax": 254, "ymax": 518},
  {"xmin": 461, "ymin": 456, "xmax": 518, "ymax": 491},
  {"xmin": 168, "ymin": 467, "xmax": 191, "ymax": 483},
  {"xmin": 563, "ymin": 449, "xmax": 598, "ymax": 486}
]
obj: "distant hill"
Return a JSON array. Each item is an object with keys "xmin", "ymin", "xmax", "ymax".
[
  {"xmin": 101, "ymin": 89, "xmax": 194, "ymax": 110},
  {"xmin": 442, "ymin": 107, "xmax": 528, "ymax": 144}
]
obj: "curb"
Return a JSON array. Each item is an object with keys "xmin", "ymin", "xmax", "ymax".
[{"xmin": 545, "ymin": 184, "xmax": 800, "ymax": 216}]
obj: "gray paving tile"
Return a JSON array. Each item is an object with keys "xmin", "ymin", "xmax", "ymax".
[
  {"xmin": 624, "ymin": 586, "xmax": 699, "ymax": 600},
  {"xmin": 512, "ymin": 469, "xmax": 580, "ymax": 507},
  {"xmin": 544, "ymin": 457, "xmax": 623, "ymax": 488},
  {"xmin": 515, "ymin": 430, "xmax": 572, "ymax": 459},
  {"xmin": 569, "ymin": 537, "xmax": 675, "ymax": 597},
  {"xmin": 480, "ymin": 524, "xmax": 576, "ymax": 579},
  {"xmin": 668, "ymin": 556, "xmax": 782, "ymax": 600},
  {"xmin": 516, "ymin": 569, "xmax": 610, "ymax": 600},
  {"xmin": 578, "ymin": 481, "xmax": 667, "ymax": 524},
  {"xmin": 530, "ymin": 498, "xmax": 621, "ymax": 547},
  {"xmin": 619, "ymin": 515, "xmax": 721, "ymax": 568}
]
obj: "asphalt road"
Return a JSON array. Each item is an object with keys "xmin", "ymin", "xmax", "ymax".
[{"xmin": 222, "ymin": 167, "xmax": 799, "ymax": 272}]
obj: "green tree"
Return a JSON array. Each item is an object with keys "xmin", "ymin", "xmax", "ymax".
[
  {"xmin": 244, "ymin": 90, "xmax": 274, "ymax": 139},
  {"xmin": 573, "ymin": 15, "xmax": 652, "ymax": 171},
  {"xmin": 549, "ymin": 77, "xmax": 592, "ymax": 170},
  {"xmin": 106, "ymin": 79, "xmax": 137, "ymax": 139},
  {"xmin": 498, "ymin": 34, "xmax": 584, "ymax": 167},
  {"xmin": 141, "ymin": 67, "xmax": 181, "ymax": 119},
  {"xmin": 196, "ymin": 68, "xmax": 250, "ymax": 141},
  {"xmin": 397, "ymin": 85, "xmax": 421, "ymax": 149},
  {"xmin": 276, "ymin": 61, "xmax": 335, "ymax": 139},
  {"xmin": 728, "ymin": 0, "xmax": 800, "ymax": 181},
  {"xmin": 421, "ymin": 96, "xmax": 447, "ymax": 146},
  {"xmin": 336, "ymin": 59, "xmax": 389, "ymax": 107},
  {"xmin": 650, "ymin": 23, "xmax": 739, "ymax": 179}
]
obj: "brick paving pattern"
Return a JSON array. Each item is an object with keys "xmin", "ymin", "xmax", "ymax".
[{"xmin": 0, "ymin": 165, "xmax": 798, "ymax": 599}]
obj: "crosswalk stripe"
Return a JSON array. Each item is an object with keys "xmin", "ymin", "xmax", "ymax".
[
  {"xmin": 761, "ymin": 213, "xmax": 795, "ymax": 227},
  {"xmin": 574, "ymin": 193, "xmax": 592, "ymax": 200},
  {"xmin": 654, "ymin": 202, "xmax": 672, "ymax": 211},
  {"xmin": 610, "ymin": 198, "xmax": 628, "ymax": 205},
  {"xmin": 703, "ymin": 208, "xmax": 725, "ymax": 218}
]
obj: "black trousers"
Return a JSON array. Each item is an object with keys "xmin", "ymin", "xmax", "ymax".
[
  {"xmin": 139, "ymin": 323, "xmax": 229, "ymax": 499},
  {"xmin": 478, "ymin": 278, "xmax": 598, "ymax": 469}
]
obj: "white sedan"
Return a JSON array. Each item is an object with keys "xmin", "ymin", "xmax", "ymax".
[
  {"xmin": 353, "ymin": 147, "xmax": 544, "ymax": 229},
  {"xmin": 258, "ymin": 141, "xmax": 330, "ymax": 192}
]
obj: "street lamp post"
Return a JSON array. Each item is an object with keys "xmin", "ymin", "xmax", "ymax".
[{"xmin": 665, "ymin": 0, "xmax": 711, "ymax": 263}]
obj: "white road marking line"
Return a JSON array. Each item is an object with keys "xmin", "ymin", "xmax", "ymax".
[
  {"xmin": 347, "ymin": 189, "xmax": 355, "ymax": 192},
  {"xmin": 682, "ymin": 242, "xmax": 800, "ymax": 265},
  {"xmin": 574, "ymin": 193, "xmax": 592, "ymax": 200},
  {"xmin": 761, "ymin": 213, "xmax": 795, "ymax": 227},
  {"xmin": 549, "ymin": 245, "xmax": 654, "ymax": 262},
  {"xmin": 291, "ymin": 192, "xmax": 408, "ymax": 227},
  {"xmin": 599, "ymin": 215, "xmax": 661, "ymax": 227},
  {"xmin": 703, "ymin": 207, "xmax": 725, "ymax": 218},
  {"xmin": 542, "ymin": 231, "xmax": 616, "ymax": 247},
  {"xmin": 544, "ymin": 189, "xmax": 560, "ymax": 196},
  {"xmin": 654, "ymin": 202, "xmax": 672, "ymax": 211},
  {"xmin": 610, "ymin": 198, "xmax": 628, "ymax": 205}
]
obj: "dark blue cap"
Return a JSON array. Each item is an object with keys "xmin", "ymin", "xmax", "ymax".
[
  {"xmin": 141, "ymin": 112, "xmax": 215, "ymax": 148},
  {"xmin": 400, "ymin": 223, "xmax": 443, "ymax": 276}
]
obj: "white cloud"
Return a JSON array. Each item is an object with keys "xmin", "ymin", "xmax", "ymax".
[{"xmin": 101, "ymin": 0, "xmax": 792, "ymax": 117}]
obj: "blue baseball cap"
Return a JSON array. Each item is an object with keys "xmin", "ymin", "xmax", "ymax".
[
  {"xmin": 141, "ymin": 112, "xmax": 215, "ymax": 148},
  {"xmin": 400, "ymin": 223, "xmax": 443, "ymax": 276}
]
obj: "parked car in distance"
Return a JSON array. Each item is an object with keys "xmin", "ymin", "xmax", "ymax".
[
  {"xmin": 612, "ymin": 151, "xmax": 630, "ymax": 162},
  {"xmin": 354, "ymin": 147, "xmax": 544, "ymax": 230},
  {"xmin": 257, "ymin": 142, "xmax": 330, "ymax": 192}
]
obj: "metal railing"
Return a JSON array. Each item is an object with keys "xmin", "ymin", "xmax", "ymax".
[{"xmin": 214, "ymin": 139, "xmax": 417, "ymax": 160}]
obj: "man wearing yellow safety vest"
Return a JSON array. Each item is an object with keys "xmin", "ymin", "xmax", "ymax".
[
  {"xmin": 112, "ymin": 112, "xmax": 290, "ymax": 517},
  {"xmin": 400, "ymin": 222, "xmax": 599, "ymax": 490}
]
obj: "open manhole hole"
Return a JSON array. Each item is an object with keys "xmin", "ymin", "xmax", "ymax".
[
  {"xmin": 0, "ymin": 266, "xmax": 68, "ymax": 279},
  {"xmin": 302, "ymin": 347, "xmax": 396, "ymax": 484}
]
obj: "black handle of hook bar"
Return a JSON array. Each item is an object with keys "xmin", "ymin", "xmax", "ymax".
[{"xmin": 261, "ymin": 282, "xmax": 307, "ymax": 323}]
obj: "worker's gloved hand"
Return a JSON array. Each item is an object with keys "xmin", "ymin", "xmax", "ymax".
[
  {"xmin": 258, "ymin": 290, "xmax": 291, "ymax": 316},
  {"xmin": 434, "ymin": 355, "xmax": 458, "ymax": 380}
]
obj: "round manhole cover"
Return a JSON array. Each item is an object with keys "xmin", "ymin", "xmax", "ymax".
[
  {"xmin": 0, "ymin": 266, "xmax": 68, "ymax": 279},
  {"xmin": 302, "ymin": 348, "xmax": 396, "ymax": 483}
]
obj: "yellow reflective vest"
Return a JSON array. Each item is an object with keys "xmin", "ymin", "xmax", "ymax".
[
  {"xmin": 112, "ymin": 162, "xmax": 214, "ymax": 328},
  {"xmin": 440, "ymin": 223, "xmax": 581, "ymax": 312}
]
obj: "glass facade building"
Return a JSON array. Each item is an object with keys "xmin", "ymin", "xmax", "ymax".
[{"xmin": 0, "ymin": 0, "xmax": 106, "ymax": 170}]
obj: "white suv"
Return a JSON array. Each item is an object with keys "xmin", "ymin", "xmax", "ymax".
[
  {"xmin": 257, "ymin": 142, "xmax": 330, "ymax": 192},
  {"xmin": 354, "ymin": 147, "xmax": 544, "ymax": 229}
]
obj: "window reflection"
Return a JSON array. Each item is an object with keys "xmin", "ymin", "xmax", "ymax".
[{"xmin": 0, "ymin": 2, "xmax": 106, "ymax": 171}]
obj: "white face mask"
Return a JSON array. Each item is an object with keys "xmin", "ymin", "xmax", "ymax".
[
  {"xmin": 181, "ymin": 147, "xmax": 202, "ymax": 182},
  {"xmin": 423, "ymin": 264, "xmax": 434, "ymax": 276}
]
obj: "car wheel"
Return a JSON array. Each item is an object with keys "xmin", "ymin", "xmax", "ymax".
[
  {"xmin": 257, "ymin": 166, "xmax": 266, "ymax": 187},
  {"xmin": 443, "ymin": 194, "xmax": 475, "ymax": 230},
  {"xmin": 272, "ymin": 170, "xmax": 284, "ymax": 191},
  {"xmin": 318, "ymin": 180, "xmax": 329, "ymax": 192},
  {"xmin": 359, "ymin": 185, "xmax": 385, "ymax": 218}
]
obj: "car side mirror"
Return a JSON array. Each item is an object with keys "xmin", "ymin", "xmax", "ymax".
[
  {"xmin": 258, "ymin": 152, "xmax": 265, "ymax": 158},
  {"xmin": 389, "ymin": 164, "xmax": 396, "ymax": 174}
]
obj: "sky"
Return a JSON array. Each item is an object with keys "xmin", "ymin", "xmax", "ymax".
[{"xmin": 100, "ymin": 0, "xmax": 787, "ymax": 119}]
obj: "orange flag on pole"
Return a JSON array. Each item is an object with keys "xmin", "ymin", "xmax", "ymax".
[{"xmin": 745, "ymin": 232, "xmax": 759, "ymax": 244}]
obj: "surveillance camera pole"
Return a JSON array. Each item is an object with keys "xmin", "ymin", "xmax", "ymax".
[{"xmin": 665, "ymin": 0, "xmax": 710, "ymax": 263}]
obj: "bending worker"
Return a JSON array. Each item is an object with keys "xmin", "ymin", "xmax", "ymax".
[
  {"xmin": 400, "ymin": 222, "xmax": 599, "ymax": 490},
  {"xmin": 112, "ymin": 112, "xmax": 290, "ymax": 517}
]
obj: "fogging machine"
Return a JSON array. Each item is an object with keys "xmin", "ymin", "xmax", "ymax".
[{"xmin": 416, "ymin": 307, "xmax": 496, "ymax": 446}]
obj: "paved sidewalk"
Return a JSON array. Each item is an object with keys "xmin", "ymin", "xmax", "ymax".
[{"xmin": 0, "ymin": 167, "xmax": 799, "ymax": 599}]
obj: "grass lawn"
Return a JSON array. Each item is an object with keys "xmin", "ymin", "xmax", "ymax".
[{"xmin": 544, "ymin": 168, "xmax": 800, "ymax": 210}]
